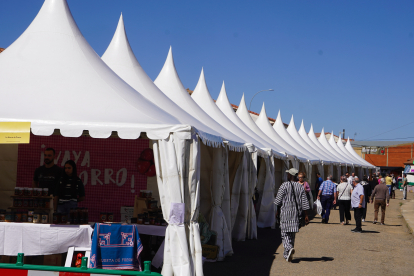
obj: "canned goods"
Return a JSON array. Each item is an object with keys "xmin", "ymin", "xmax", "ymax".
[
  {"xmin": 23, "ymin": 198, "xmax": 29, "ymax": 207},
  {"xmin": 0, "ymin": 210, "xmax": 5, "ymax": 222},
  {"xmin": 99, "ymin": 212, "xmax": 107, "ymax": 223},
  {"xmin": 42, "ymin": 188, "xmax": 49, "ymax": 196},
  {"xmin": 41, "ymin": 213, "xmax": 48, "ymax": 224},
  {"xmin": 5, "ymin": 211, "xmax": 14, "ymax": 222},
  {"xmin": 14, "ymin": 212, "xmax": 22, "ymax": 222},
  {"xmin": 21, "ymin": 213, "xmax": 28, "ymax": 222},
  {"xmin": 107, "ymin": 213, "xmax": 114, "ymax": 222},
  {"xmin": 33, "ymin": 213, "xmax": 41, "ymax": 223}
]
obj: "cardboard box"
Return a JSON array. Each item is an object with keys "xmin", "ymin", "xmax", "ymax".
[
  {"xmin": 120, "ymin": 206, "xmax": 134, "ymax": 223},
  {"xmin": 202, "ymin": 244, "xmax": 219, "ymax": 261}
]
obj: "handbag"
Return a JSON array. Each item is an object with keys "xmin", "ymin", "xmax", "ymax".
[
  {"xmin": 338, "ymin": 183, "xmax": 350, "ymax": 200},
  {"xmin": 290, "ymin": 181, "xmax": 306, "ymax": 229}
]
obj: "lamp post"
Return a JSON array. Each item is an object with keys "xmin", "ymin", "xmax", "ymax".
[{"xmin": 249, "ymin": 89, "xmax": 274, "ymax": 111}]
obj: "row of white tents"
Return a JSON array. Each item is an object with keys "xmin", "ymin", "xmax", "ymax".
[{"xmin": 0, "ymin": 1, "xmax": 375, "ymax": 276}]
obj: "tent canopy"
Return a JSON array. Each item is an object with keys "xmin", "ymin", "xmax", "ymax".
[
  {"xmin": 327, "ymin": 132, "xmax": 359, "ymax": 166},
  {"xmin": 272, "ymin": 111, "xmax": 319, "ymax": 163},
  {"xmin": 298, "ymin": 121, "xmax": 337, "ymax": 164},
  {"xmin": 0, "ymin": 0, "xmax": 189, "ymax": 140},
  {"xmin": 154, "ymin": 49, "xmax": 246, "ymax": 150},
  {"xmin": 215, "ymin": 84, "xmax": 271, "ymax": 157},
  {"xmin": 345, "ymin": 138, "xmax": 375, "ymax": 168},
  {"xmin": 255, "ymin": 104, "xmax": 310, "ymax": 163},
  {"xmin": 318, "ymin": 129, "xmax": 352, "ymax": 166},
  {"xmin": 235, "ymin": 95, "xmax": 285, "ymax": 159},
  {"xmin": 286, "ymin": 115, "xmax": 329, "ymax": 164},
  {"xmin": 101, "ymin": 14, "xmax": 223, "ymax": 146}
]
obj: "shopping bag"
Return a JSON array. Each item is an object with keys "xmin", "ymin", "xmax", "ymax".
[{"xmin": 314, "ymin": 199, "xmax": 322, "ymax": 215}]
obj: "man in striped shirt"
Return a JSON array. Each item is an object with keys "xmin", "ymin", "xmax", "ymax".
[
  {"xmin": 317, "ymin": 175, "xmax": 337, "ymax": 224},
  {"xmin": 275, "ymin": 168, "xmax": 310, "ymax": 262}
]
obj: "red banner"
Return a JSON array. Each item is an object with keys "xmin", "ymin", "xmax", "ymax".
[{"xmin": 17, "ymin": 134, "xmax": 149, "ymax": 222}]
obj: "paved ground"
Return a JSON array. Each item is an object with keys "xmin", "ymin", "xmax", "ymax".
[{"xmin": 204, "ymin": 190, "xmax": 414, "ymax": 276}]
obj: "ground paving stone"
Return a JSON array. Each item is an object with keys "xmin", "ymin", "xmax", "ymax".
[{"xmin": 204, "ymin": 190, "xmax": 414, "ymax": 276}]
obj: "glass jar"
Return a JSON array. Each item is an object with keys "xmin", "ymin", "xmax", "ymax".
[
  {"xmin": 27, "ymin": 215, "xmax": 33, "ymax": 223},
  {"xmin": 21, "ymin": 212, "xmax": 28, "ymax": 222},
  {"xmin": 23, "ymin": 198, "xmax": 29, "ymax": 208},
  {"xmin": 14, "ymin": 187, "xmax": 19, "ymax": 196},
  {"xmin": 35, "ymin": 188, "xmax": 42, "ymax": 197},
  {"xmin": 99, "ymin": 212, "xmax": 107, "ymax": 223},
  {"xmin": 42, "ymin": 188, "xmax": 48, "ymax": 196},
  {"xmin": 14, "ymin": 212, "xmax": 21, "ymax": 223},
  {"xmin": 23, "ymin": 187, "xmax": 29, "ymax": 196},
  {"xmin": 32, "ymin": 198, "xmax": 39, "ymax": 208},
  {"xmin": 44, "ymin": 200, "xmax": 50, "ymax": 209},
  {"xmin": 143, "ymin": 218, "xmax": 150, "ymax": 225},
  {"xmin": 18, "ymin": 187, "xmax": 24, "ymax": 196},
  {"xmin": 0, "ymin": 210, "xmax": 5, "ymax": 222},
  {"xmin": 27, "ymin": 188, "xmax": 33, "ymax": 196},
  {"xmin": 107, "ymin": 213, "xmax": 114, "ymax": 223},
  {"xmin": 52, "ymin": 213, "xmax": 58, "ymax": 224},
  {"xmin": 5, "ymin": 211, "xmax": 14, "ymax": 222},
  {"xmin": 41, "ymin": 213, "xmax": 48, "ymax": 224},
  {"xmin": 61, "ymin": 213, "xmax": 67, "ymax": 224},
  {"xmin": 33, "ymin": 212, "xmax": 41, "ymax": 223}
]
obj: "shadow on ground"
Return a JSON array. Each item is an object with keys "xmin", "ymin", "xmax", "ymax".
[
  {"xmin": 204, "ymin": 227, "xmax": 282, "ymax": 276},
  {"xmin": 292, "ymin": 256, "xmax": 334, "ymax": 263}
]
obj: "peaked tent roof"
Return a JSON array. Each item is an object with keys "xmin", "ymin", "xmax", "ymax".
[
  {"xmin": 286, "ymin": 116, "xmax": 330, "ymax": 164},
  {"xmin": 318, "ymin": 129, "xmax": 352, "ymax": 166},
  {"xmin": 345, "ymin": 138, "xmax": 375, "ymax": 168},
  {"xmin": 101, "ymin": 14, "xmax": 223, "ymax": 146},
  {"xmin": 215, "ymin": 83, "xmax": 274, "ymax": 157},
  {"xmin": 272, "ymin": 111, "xmax": 319, "ymax": 163},
  {"xmin": 298, "ymin": 121, "xmax": 337, "ymax": 164},
  {"xmin": 153, "ymin": 48, "xmax": 245, "ymax": 150},
  {"xmin": 328, "ymin": 132, "xmax": 359, "ymax": 166},
  {"xmin": 0, "ymin": 0, "xmax": 188, "ymax": 139},
  {"xmin": 254, "ymin": 104, "xmax": 311, "ymax": 163},
  {"xmin": 235, "ymin": 95, "xmax": 286, "ymax": 159},
  {"xmin": 336, "ymin": 136, "xmax": 366, "ymax": 167},
  {"xmin": 307, "ymin": 124, "xmax": 341, "ymax": 163},
  {"xmin": 190, "ymin": 75, "xmax": 267, "ymax": 153}
]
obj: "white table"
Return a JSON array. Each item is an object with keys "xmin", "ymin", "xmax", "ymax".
[{"xmin": 0, "ymin": 222, "xmax": 93, "ymax": 256}]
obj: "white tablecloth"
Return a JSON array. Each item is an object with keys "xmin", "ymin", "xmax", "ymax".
[
  {"xmin": 135, "ymin": 224, "xmax": 166, "ymax": 236},
  {"xmin": 0, "ymin": 223, "xmax": 93, "ymax": 256}
]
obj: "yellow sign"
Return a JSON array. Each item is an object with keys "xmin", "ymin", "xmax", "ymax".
[{"xmin": 0, "ymin": 122, "xmax": 31, "ymax": 144}]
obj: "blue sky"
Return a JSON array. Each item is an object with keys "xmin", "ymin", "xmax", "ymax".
[{"xmin": 1, "ymin": 0, "xmax": 413, "ymax": 141}]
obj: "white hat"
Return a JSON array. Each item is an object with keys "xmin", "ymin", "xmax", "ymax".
[{"xmin": 286, "ymin": 168, "xmax": 299, "ymax": 176}]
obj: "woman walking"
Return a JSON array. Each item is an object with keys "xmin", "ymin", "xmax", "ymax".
[{"xmin": 336, "ymin": 176, "xmax": 353, "ymax": 225}]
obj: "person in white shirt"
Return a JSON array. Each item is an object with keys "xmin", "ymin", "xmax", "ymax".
[
  {"xmin": 347, "ymin": 172, "xmax": 355, "ymax": 186},
  {"xmin": 336, "ymin": 176, "xmax": 353, "ymax": 225}
]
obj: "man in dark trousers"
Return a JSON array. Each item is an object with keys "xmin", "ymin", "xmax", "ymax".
[
  {"xmin": 371, "ymin": 178, "xmax": 390, "ymax": 225},
  {"xmin": 351, "ymin": 177, "xmax": 365, "ymax": 233}
]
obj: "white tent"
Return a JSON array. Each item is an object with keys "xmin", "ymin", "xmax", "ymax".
[
  {"xmin": 336, "ymin": 136, "xmax": 367, "ymax": 167},
  {"xmin": 328, "ymin": 132, "xmax": 358, "ymax": 166},
  {"xmin": 153, "ymin": 49, "xmax": 244, "ymax": 151},
  {"xmin": 191, "ymin": 78, "xmax": 266, "ymax": 244},
  {"xmin": 287, "ymin": 116, "xmax": 331, "ymax": 165},
  {"xmin": 101, "ymin": 14, "xmax": 223, "ymax": 147},
  {"xmin": 273, "ymin": 111, "xmax": 320, "ymax": 171},
  {"xmin": 214, "ymin": 85, "xmax": 266, "ymax": 240},
  {"xmin": 0, "ymin": 1, "xmax": 203, "ymax": 276},
  {"xmin": 345, "ymin": 138, "xmax": 375, "ymax": 168},
  {"xmin": 298, "ymin": 122, "xmax": 338, "ymax": 164},
  {"xmin": 0, "ymin": 0, "xmax": 189, "ymax": 140},
  {"xmin": 234, "ymin": 96, "xmax": 284, "ymax": 228},
  {"xmin": 255, "ymin": 104, "xmax": 311, "ymax": 164}
]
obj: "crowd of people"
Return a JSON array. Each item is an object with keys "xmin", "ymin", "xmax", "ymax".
[{"xmin": 274, "ymin": 169, "xmax": 409, "ymax": 262}]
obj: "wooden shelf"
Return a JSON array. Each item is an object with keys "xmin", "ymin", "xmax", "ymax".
[
  {"xmin": 11, "ymin": 195, "xmax": 52, "ymax": 199},
  {"xmin": 9, "ymin": 207, "xmax": 51, "ymax": 210}
]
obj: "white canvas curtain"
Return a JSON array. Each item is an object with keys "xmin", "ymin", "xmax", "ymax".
[
  {"xmin": 328, "ymin": 164, "xmax": 334, "ymax": 178},
  {"xmin": 199, "ymin": 143, "xmax": 233, "ymax": 261},
  {"xmin": 153, "ymin": 132, "xmax": 203, "ymax": 276},
  {"xmin": 317, "ymin": 163, "xmax": 324, "ymax": 181},
  {"xmin": 256, "ymin": 155, "xmax": 275, "ymax": 228},
  {"xmin": 337, "ymin": 165, "xmax": 341, "ymax": 181},
  {"xmin": 247, "ymin": 151, "xmax": 258, "ymax": 239},
  {"xmin": 229, "ymin": 149, "xmax": 250, "ymax": 241}
]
